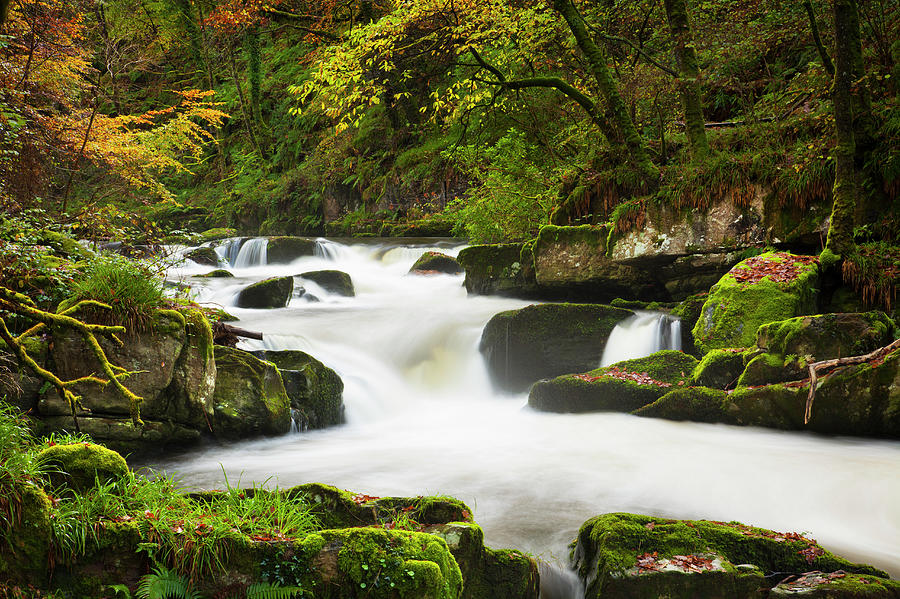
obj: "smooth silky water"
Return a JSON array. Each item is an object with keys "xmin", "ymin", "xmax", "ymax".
[{"xmin": 157, "ymin": 238, "xmax": 900, "ymax": 590}]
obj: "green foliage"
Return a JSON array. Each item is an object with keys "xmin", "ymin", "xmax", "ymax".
[
  {"xmin": 444, "ymin": 130, "xmax": 556, "ymax": 243},
  {"xmin": 137, "ymin": 566, "xmax": 202, "ymax": 599},
  {"xmin": 71, "ymin": 254, "xmax": 165, "ymax": 331}
]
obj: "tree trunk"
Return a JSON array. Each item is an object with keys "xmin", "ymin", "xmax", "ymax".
[
  {"xmin": 228, "ymin": 47, "xmax": 266, "ymax": 159},
  {"xmin": 663, "ymin": 0, "xmax": 709, "ymax": 161},
  {"xmin": 802, "ymin": 0, "xmax": 834, "ymax": 75},
  {"xmin": 0, "ymin": 0, "xmax": 9, "ymax": 26},
  {"xmin": 244, "ymin": 26, "xmax": 263, "ymax": 124},
  {"xmin": 551, "ymin": 0, "xmax": 658, "ymax": 184},
  {"xmin": 825, "ymin": 0, "xmax": 860, "ymax": 257}
]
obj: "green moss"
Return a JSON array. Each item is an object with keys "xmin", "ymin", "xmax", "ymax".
[
  {"xmin": 194, "ymin": 269, "xmax": 235, "ymax": 278},
  {"xmin": 634, "ymin": 387, "xmax": 733, "ymax": 423},
  {"xmin": 199, "ymin": 228, "xmax": 238, "ymax": 242},
  {"xmin": 536, "ymin": 224, "xmax": 606, "ymax": 250},
  {"xmin": 236, "ymin": 276, "xmax": 294, "ymax": 309},
  {"xmin": 736, "ymin": 352, "xmax": 806, "ymax": 388},
  {"xmin": 37, "ymin": 443, "xmax": 129, "ymax": 492},
  {"xmin": 409, "ymin": 252, "xmax": 463, "ymax": 274},
  {"xmin": 529, "ymin": 372, "xmax": 668, "ymax": 413},
  {"xmin": 756, "ymin": 312, "xmax": 896, "ymax": 361},
  {"xmin": 457, "ymin": 243, "xmax": 539, "ymax": 297},
  {"xmin": 184, "ymin": 247, "xmax": 219, "ymax": 266},
  {"xmin": 267, "ymin": 236, "xmax": 318, "ymax": 264},
  {"xmin": 182, "ymin": 308, "xmax": 214, "ymax": 363},
  {"xmin": 211, "ymin": 346, "xmax": 291, "ymax": 439},
  {"xmin": 691, "ymin": 349, "xmax": 748, "ymax": 389},
  {"xmin": 607, "ymin": 350, "xmax": 699, "ymax": 384}
]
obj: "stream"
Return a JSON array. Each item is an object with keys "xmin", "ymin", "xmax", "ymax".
[{"xmin": 155, "ymin": 237, "xmax": 900, "ymax": 588}]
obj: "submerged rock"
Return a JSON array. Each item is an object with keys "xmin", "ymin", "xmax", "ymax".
[
  {"xmin": 250, "ymin": 350, "xmax": 345, "ymax": 430},
  {"xmin": 266, "ymin": 236, "xmax": 318, "ymax": 263},
  {"xmin": 409, "ymin": 251, "xmax": 463, "ymax": 275},
  {"xmin": 571, "ymin": 513, "xmax": 890, "ymax": 599},
  {"xmin": 184, "ymin": 246, "xmax": 219, "ymax": 266},
  {"xmin": 479, "ymin": 303, "xmax": 633, "ymax": 393},
  {"xmin": 236, "ymin": 275, "xmax": 293, "ymax": 308},
  {"xmin": 210, "ymin": 346, "xmax": 292, "ymax": 439},
  {"xmin": 692, "ymin": 252, "xmax": 819, "ymax": 354},
  {"xmin": 297, "ymin": 269, "xmax": 355, "ymax": 296},
  {"xmin": 528, "ymin": 350, "xmax": 697, "ymax": 413}
]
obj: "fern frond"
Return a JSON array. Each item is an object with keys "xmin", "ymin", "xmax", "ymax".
[
  {"xmin": 245, "ymin": 582, "xmax": 303, "ymax": 599},
  {"xmin": 136, "ymin": 566, "xmax": 202, "ymax": 599}
]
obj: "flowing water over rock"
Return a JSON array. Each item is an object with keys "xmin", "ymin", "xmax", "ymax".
[
  {"xmin": 159, "ymin": 238, "xmax": 900, "ymax": 586},
  {"xmin": 600, "ymin": 311, "xmax": 681, "ymax": 366}
]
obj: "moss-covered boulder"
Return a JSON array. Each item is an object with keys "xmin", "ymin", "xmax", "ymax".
[
  {"xmin": 691, "ymin": 348, "xmax": 750, "ymax": 389},
  {"xmin": 457, "ymin": 243, "xmax": 540, "ymax": 298},
  {"xmin": 769, "ymin": 571, "xmax": 900, "ymax": 597},
  {"xmin": 533, "ymin": 225, "xmax": 662, "ymax": 301},
  {"xmin": 409, "ymin": 251, "xmax": 463, "ymax": 275},
  {"xmin": 236, "ymin": 276, "xmax": 293, "ymax": 308},
  {"xmin": 266, "ymin": 236, "xmax": 318, "ymax": 263},
  {"xmin": 736, "ymin": 352, "xmax": 807, "ymax": 388},
  {"xmin": 692, "ymin": 252, "xmax": 820, "ymax": 354},
  {"xmin": 194, "ymin": 269, "xmax": 234, "ymax": 278},
  {"xmin": 756, "ymin": 312, "xmax": 896, "ymax": 361},
  {"xmin": 251, "ymin": 350, "xmax": 345, "ymax": 430},
  {"xmin": 635, "ymin": 386, "xmax": 734, "ymax": 423},
  {"xmin": 298, "ymin": 270, "xmax": 355, "ymax": 297},
  {"xmin": 0, "ymin": 481, "xmax": 53, "ymax": 586},
  {"xmin": 211, "ymin": 346, "xmax": 291, "ymax": 439},
  {"xmin": 199, "ymin": 227, "xmax": 238, "ymax": 243},
  {"xmin": 184, "ymin": 246, "xmax": 219, "ymax": 266},
  {"xmin": 480, "ymin": 303, "xmax": 633, "ymax": 392},
  {"xmin": 37, "ymin": 442, "xmax": 129, "ymax": 492},
  {"xmin": 528, "ymin": 350, "xmax": 697, "ymax": 413},
  {"xmin": 572, "ymin": 513, "xmax": 888, "ymax": 599},
  {"xmin": 36, "ymin": 229, "xmax": 93, "ymax": 260}
]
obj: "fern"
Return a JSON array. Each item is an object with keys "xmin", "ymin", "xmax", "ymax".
[
  {"xmin": 245, "ymin": 583, "xmax": 303, "ymax": 599},
  {"xmin": 136, "ymin": 566, "xmax": 202, "ymax": 599}
]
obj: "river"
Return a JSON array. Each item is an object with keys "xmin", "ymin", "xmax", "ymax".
[{"xmin": 154, "ymin": 237, "xmax": 900, "ymax": 585}]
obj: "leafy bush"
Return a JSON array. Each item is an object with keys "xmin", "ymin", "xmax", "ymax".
[{"xmin": 70, "ymin": 254, "xmax": 164, "ymax": 331}]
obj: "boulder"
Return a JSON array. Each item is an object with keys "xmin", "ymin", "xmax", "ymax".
[
  {"xmin": 571, "ymin": 513, "xmax": 888, "ymax": 599},
  {"xmin": 457, "ymin": 243, "xmax": 540, "ymax": 298},
  {"xmin": 210, "ymin": 346, "xmax": 291, "ymax": 439},
  {"xmin": 691, "ymin": 348, "xmax": 749, "ymax": 389},
  {"xmin": 671, "ymin": 292, "xmax": 709, "ymax": 356},
  {"xmin": 528, "ymin": 350, "xmax": 697, "ymax": 413},
  {"xmin": 266, "ymin": 236, "xmax": 318, "ymax": 263},
  {"xmin": 235, "ymin": 276, "xmax": 293, "ymax": 308},
  {"xmin": 0, "ymin": 481, "xmax": 52, "ymax": 586},
  {"xmin": 533, "ymin": 225, "xmax": 662, "ymax": 301},
  {"xmin": 250, "ymin": 350, "xmax": 345, "ymax": 430},
  {"xmin": 193, "ymin": 269, "xmax": 234, "ymax": 278},
  {"xmin": 409, "ymin": 251, "xmax": 463, "ymax": 275},
  {"xmin": 37, "ymin": 443, "xmax": 129, "ymax": 492},
  {"xmin": 198, "ymin": 227, "xmax": 238, "ymax": 243},
  {"xmin": 184, "ymin": 246, "xmax": 219, "ymax": 266},
  {"xmin": 769, "ymin": 571, "xmax": 900, "ymax": 597},
  {"xmin": 480, "ymin": 303, "xmax": 633, "ymax": 393},
  {"xmin": 297, "ymin": 270, "xmax": 354, "ymax": 297},
  {"xmin": 692, "ymin": 252, "xmax": 819, "ymax": 354},
  {"xmin": 635, "ymin": 386, "xmax": 734, "ymax": 423},
  {"xmin": 755, "ymin": 312, "xmax": 895, "ymax": 361},
  {"xmin": 33, "ymin": 416, "xmax": 202, "ymax": 456},
  {"xmin": 736, "ymin": 352, "xmax": 806, "ymax": 388}
]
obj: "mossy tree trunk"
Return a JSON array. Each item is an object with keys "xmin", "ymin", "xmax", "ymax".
[
  {"xmin": 244, "ymin": 25, "xmax": 263, "ymax": 125},
  {"xmin": 825, "ymin": 0, "xmax": 861, "ymax": 257},
  {"xmin": 228, "ymin": 47, "xmax": 266, "ymax": 160},
  {"xmin": 663, "ymin": 0, "xmax": 709, "ymax": 161},
  {"xmin": 802, "ymin": 0, "xmax": 835, "ymax": 75},
  {"xmin": 173, "ymin": 0, "xmax": 205, "ymax": 83},
  {"xmin": 551, "ymin": 0, "xmax": 659, "ymax": 185}
]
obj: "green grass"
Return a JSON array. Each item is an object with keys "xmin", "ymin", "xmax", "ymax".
[{"xmin": 70, "ymin": 254, "xmax": 165, "ymax": 332}]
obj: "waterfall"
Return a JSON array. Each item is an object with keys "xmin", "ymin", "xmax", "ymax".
[
  {"xmin": 232, "ymin": 237, "xmax": 268, "ymax": 267},
  {"xmin": 599, "ymin": 311, "xmax": 682, "ymax": 367},
  {"xmin": 214, "ymin": 238, "xmax": 246, "ymax": 267}
]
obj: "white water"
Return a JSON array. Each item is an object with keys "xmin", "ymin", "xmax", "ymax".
[
  {"xmin": 159, "ymin": 238, "xmax": 900, "ymax": 585},
  {"xmin": 600, "ymin": 311, "xmax": 681, "ymax": 367}
]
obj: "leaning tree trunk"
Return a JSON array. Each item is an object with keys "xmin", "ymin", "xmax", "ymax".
[
  {"xmin": 663, "ymin": 0, "xmax": 709, "ymax": 161},
  {"xmin": 552, "ymin": 0, "xmax": 659, "ymax": 184},
  {"xmin": 0, "ymin": 0, "xmax": 9, "ymax": 26},
  {"xmin": 825, "ymin": 0, "xmax": 860, "ymax": 257}
]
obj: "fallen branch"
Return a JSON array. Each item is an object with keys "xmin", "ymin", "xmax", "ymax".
[
  {"xmin": 212, "ymin": 322, "xmax": 263, "ymax": 347},
  {"xmin": 804, "ymin": 338, "xmax": 900, "ymax": 424}
]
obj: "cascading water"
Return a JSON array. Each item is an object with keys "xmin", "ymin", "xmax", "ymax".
[
  {"xmin": 600, "ymin": 311, "xmax": 682, "ymax": 366},
  {"xmin": 232, "ymin": 237, "xmax": 268, "ymax": 267},
  {"xmin": 159, "ymin": 239, "xmax": 900, "ymax": 592},
  {"xmin": 214, "ymin": 237, "xmax": 246, "ymax": 267}
]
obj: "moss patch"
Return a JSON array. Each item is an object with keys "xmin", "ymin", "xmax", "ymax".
[
  {"xmin": 635, "ymin": 387, "xmax": 733, "ymax": 423},
  {"xmin": 756, "ymin": 312, "xmax": 896, "ymax": 361},
  {"xmin": 37, "ymin": 443, "xmax": 129, "ymax": 492},
  {"xmin": 691, "ymin": 348, "xmax": 749, "ymax": 389}
]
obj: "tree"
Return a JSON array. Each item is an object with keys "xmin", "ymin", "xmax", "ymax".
[{"xmin": 662, "ymin": 0, "xmax": 708, "ymax": 161}]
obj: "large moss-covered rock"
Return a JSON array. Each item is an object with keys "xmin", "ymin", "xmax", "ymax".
[
  {"xmin": 533, "ymin": 225, "xmax": 661, "ymax": 301},
  {"xmin": 635, "ymin": 386, "xmax": 734, "ymax": 423},
  {"xmin": 211, "ymin": 346, "xmax": 291, "ymax": 439},
  {"xmin": 692, "ymin": 252, "xmax": 820, "ymax": 354},
  {"xmin": 691, "ymin": 348, "xmax": 750, "ymax": 389},
  {"xmin": 251, "ymin": 350, "xmax": 344, "ymax": 430},
  {"xmin": 528, "ymin": 351, "xmax": 697, "ymax": 413},
  {"xmin": 194, "ymin": 269, "xmax": 234, "ymax": 278},
  {"xmin": 480, "ymin": 303, "xmax": 633, "ymax": 392},
  {"xmin": 756, "ymin": 312, "xmax": 895, "ymax": 361},
  {"xmin": 736, "ymin": 352, "xmax": 807, "ymax": 388},
  {"xmin": 236, "ymin": 276, "xmax": 293, "ymax": 308},
  {"xmin": 572, "ymin": 513, "xmax": 887, "ymax": 599},
  {"xmin": 33, "ymin": 416, "xmax": 202, "ymax": 456},
  {"xmin": 0, "ymin": 481, "xmax": 53, "ymax": 586},
  {"xmin": 37, "ymin": 442, "xmax": 129, "ymax": 492},
  {"xmin": 199, "ymin": 227, "xmax": 238, "ymax": 243},
  {"xmin": 184, "ymin": 246, "xmax": 219, "ymax": 266},
  {"xmin": 409, "ymin": 251, "xmax": 463, "ymax": 275},
  {"xmin": 298, "ymin": 270, "xmax": 355, "ymax": 297},
  {"xmin": 266, "ymin": 236, "xmax": 318, "ymax": 263},
  {"xmin": 457, "ymin": 243, "xmax": 540, "ymax": 298},
  {"xmin": 769, "ymin": 571, "xmax": 900, "ymax": 597}
]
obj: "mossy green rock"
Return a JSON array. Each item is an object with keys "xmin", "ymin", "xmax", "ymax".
[
  {"xmin": 211, "ymin": 346, "xmax": 291, "ymax": 439},
  {"xmin": 236, "ymin": 276, "xmax": 293, "ymax": 308},
  {"xmin": 769, "ymin": 571, "xmax": 900, "ymax": 597},
  {"xmin": 194, "ymin": 268, "xmax": 234, "ymax": 278},
  {"xmin": 409, "ymin": 251, "xmax": 463, "ymax": 275},
  {"xmin": 33, "ymin": 416, "xmax": 202, "ymax": 456},
  {"xmin": 756, "ymin": 312, "xmax": 896, "ymax": 361},
  {"xmin": 0, "ymin": 481, "xmax": 52, "ymax": 586},
  {"xmin": 736, "ymin": 353, "xmax": 807, "ymax": 388},
  {"xmin": 36, "ymin": 229, "xmax": 92, "ymax": 260},
  {"xmin": 480, "ymin": 303, "xmax": 633, "ymax": 392},
  {"xmin": 298, "ymin": 270, "xmax": 355, "ymax": 296},
  {"xmin": 184, "ymin": 246, "xmax": 219, "ymax": 266},
  {"xmin": 692, "ymin": 349, "xmax": 749, "ymax": 389},
  {"xmin": 572, "ymin": 513, "xmax": 887, "ymax": 599},
  {"xmin": 267, "ymin": 236, "xmax": 318, "ymax": 263},
  {"xmin": 692, "ymin": 252, "xmax": 820, "ymax": 354},
  {"xmin": 457, "ymin": 243, "xmax": 540, "ymax": 298},
  {"xmin": 529, "ymin": 350, "xmax": 696, "ymax": 413},
  {"xmin": 199, "ymin": 227, "xmax": 238, "ymax": 242},
  {"xmin": 635, "ymin": 386, "xmax": 734, "ymax": 423},
  {"xmin": 251, "ymin": 350, "xmax": 345, "ymax": 430},
  {"xmin": 37, "ymin": 443, "xmax": 129, "ymax": 491},
  {"xmin": 672, "ymin": 292, "xmax": 709, "ymax": 356}
]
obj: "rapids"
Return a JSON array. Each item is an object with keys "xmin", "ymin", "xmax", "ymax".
[{"xmin": 156, "ymin": 238, "xmax": 900, "ymax": 583}]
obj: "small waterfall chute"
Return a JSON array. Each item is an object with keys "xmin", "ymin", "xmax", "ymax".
[
  {"xmin": 600, "ymin": 311, "xmax": 682, "ymax": 367},
  {"xmin": 233, "ymin": 237, "xmax": 268, "ymax": 267},
  {"xmin": 214, "ymin": 238, "xmax": 247, "ymax": 267}
]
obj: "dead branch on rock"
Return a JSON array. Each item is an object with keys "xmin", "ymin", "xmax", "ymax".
[
  {"xmin": 804, "ymin": 337, "xmax": 900, "ymax": 424},
  {"xmin": 212, "ymin": 321, "xmax": 263, "ymax": 347}
]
